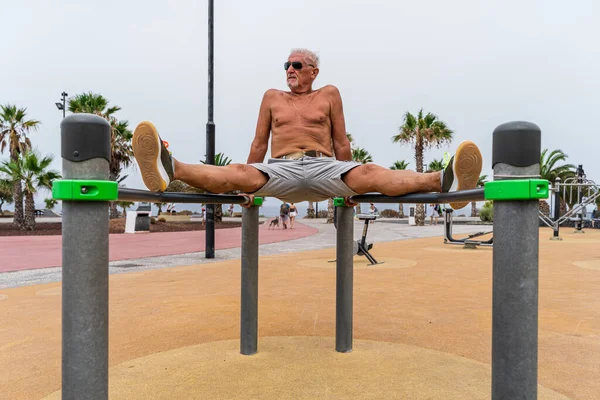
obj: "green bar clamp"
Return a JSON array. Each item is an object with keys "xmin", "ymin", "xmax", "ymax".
[
  {"xmin": 333, "ymin": 197, "xmax": 348, "ymax": 207},
  {"xmin": 252, "ymin": 197, "xmax": 263, "ymax": 206},
  {"xmin": 52, "ymin": 179, "xmax": 118, "ymax": 201},
  {"xmin": 484, "ymin": 179, "xmax": 549, "ymax": 201}
]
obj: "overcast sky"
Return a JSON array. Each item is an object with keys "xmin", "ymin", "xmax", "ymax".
[{"xmin": 2, "ymin": 0, "xmax": 598, "ymax": 208}]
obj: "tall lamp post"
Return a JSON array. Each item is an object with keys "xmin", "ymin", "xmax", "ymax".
[
  {"xmin": 205, "ymin": 0, "xmax": 216, "ymax": 258},
  {"xmin": 55, "ymin": 91, "xmax": 68, "ymax": 118}
]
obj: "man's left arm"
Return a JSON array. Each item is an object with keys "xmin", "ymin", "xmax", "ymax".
[{"xmin": 328, "ymin": 85, "xmax": 352, "ymax": 161}]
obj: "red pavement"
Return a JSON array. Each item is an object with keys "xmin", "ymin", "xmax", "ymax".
[{"xmin": 0, "ymin": 222, "xmax": 318, "ymax": 273}]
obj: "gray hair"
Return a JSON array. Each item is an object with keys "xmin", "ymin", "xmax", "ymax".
[{"xmin": 289, "ymin": 48, "xmax": 320, "ymax": 68}]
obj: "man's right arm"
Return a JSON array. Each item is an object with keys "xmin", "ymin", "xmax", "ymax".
[{"xmin": 246, "ymin": 89, "xmax": 274, "ymax": 164}]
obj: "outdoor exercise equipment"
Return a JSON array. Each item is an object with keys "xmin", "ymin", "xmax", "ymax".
[
  {"xmin": 329, "ymin": 212, "xmax": 382, "ymax": 266},
  {"xmin": 443, "ymin": 209, "xmax": 493, "ymax": 248},
  {"xmin": 538, "ymin": 165, "xmax": 600, "ymax": 239},
  {"xmin": 54, "ymin": 114, "xmax": 547, "ymax": 400}
]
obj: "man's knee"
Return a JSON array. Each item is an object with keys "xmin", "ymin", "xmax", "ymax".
[
  {"xmin": 343, "ymin": 164, "xmax": 383, "ymax": 190},
  {"xmin": 226, "ymin": 163, "xmax": 267, "ymax": 189}
]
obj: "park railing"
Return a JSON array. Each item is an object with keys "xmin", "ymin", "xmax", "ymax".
[{"xmin": 53, "ymin": 114, "xmax": 547, "ymax": 400}]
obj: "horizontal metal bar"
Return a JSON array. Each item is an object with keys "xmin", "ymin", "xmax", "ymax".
[
  {"xmin": 349, "ymin": 188, "xmax": 485, "ymax": 204},
  {"xmin": 446, "ymin": 241, "xmax": 494, "ymax": 247},
  {"xmin": 556, "ymin": 183, "xmax": 599, "ymax": 188},
  {"xmin": 118, "ymin": 188, "xmax": 250, "ymax": 205}
]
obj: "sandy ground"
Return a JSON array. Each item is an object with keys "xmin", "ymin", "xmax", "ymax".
[{"xmin": 0, "ymin": 228, "xmax": 598, "ymax": 399}]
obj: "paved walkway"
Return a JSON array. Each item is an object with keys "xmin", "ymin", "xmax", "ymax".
[
  {"xmin": 0, "ymin": 220, "xmax": 317, "ymax": 273},
  {"xmin": 0, "ymin": 219, "xmax": 491, "ymax": 289}
]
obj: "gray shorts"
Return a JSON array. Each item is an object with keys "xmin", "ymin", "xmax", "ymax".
[{"xmin": 250, "ymin": 157, "xmax": 362, "ymax": 203}]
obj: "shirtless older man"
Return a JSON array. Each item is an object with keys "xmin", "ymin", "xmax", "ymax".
[{"xmin": 132, "ymin": 48, "xmax": 482, "ymax": 209}]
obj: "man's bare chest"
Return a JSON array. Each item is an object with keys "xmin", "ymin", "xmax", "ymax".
[{"xmin": 270, "ymin": 97, "xmax": 331, "ymax": 127}]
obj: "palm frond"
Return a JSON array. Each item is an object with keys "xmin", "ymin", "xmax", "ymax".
[
  {"xmin": 392, "ymin": 112, "xmax": 417, "ymax": 144},
  {"xmin": 201, "ymin": 152, "xmax": 233, "ymax": 166},
  {"xmin": 477, "ymin": 174, "xmax": 488, "ymax": 187},
  {"xmin": 426, "ymin": 158, "xmax": 445, "ymax": 172},
  {"xmin": 390, "ymin": 160, "xmax": 410, "ymax": 170},
  {"xmin": 351, "ymin": 147, "xmax": 373, "ymax": 164},
  {"xmin": 540, "ymin": 148, "xmax": 576, "ymax": 182}
]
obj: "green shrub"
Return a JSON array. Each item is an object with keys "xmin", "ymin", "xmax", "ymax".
[
  {"xmin": 380, "ymin": 209, "xmax": 399, "ymax": 218},
  {"xmin": 317, "ymin": 210, "xmax": 328, "ymax": 218},
  {"xmin": 177, "ymin": 210, "xmax": 193, "ymax": 215},
  {"xmin": 158, "ymin": 217, "xmax": 167, "ymax": 223},
  {"xmin": 480, "ymin": 201, "xmax": 494, "ymax": 222},
  {"xmin": 150, "ymin": 217, "xmax": 156, "ymax": 224}
]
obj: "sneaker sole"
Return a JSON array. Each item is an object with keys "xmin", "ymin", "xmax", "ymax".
[
  {"xmin": 132, "ymin": 121, "xmax": 170, "ymax": 192},
  {"xmin": 449, "ymin": 141, "xmax": 483, "ymax": 210}
]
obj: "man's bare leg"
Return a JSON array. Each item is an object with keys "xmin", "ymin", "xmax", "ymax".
[
  {"xmin": 343, "ymin": 141, "xmax": 483, "ymax": 209},
  {"xmin": 343, "ymin": 165, "xmax": 441, "ymax": 195},
  {"xmin": 173, "ymin": 160, "xmax": 267, "ymax": 194},
  {"xmin": 132, "ymin": 121, "xmax": 267, "ymax": 194}
]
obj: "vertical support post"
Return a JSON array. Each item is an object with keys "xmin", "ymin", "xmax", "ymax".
[
  {"xmin": 576, "ymin": 167, "xmax": 583, "ymax": 232},
  {"xmin": 61, "ymin": 114, "xmax": 111, "ymax": 400},
  {"xmin": 552, "ymin": 177, "xmax": 561, "ymax": 239},
  {"xmin": 240, "ymin": 204, "xmax": 259, "ymax": 355},
  {"xmin": 336, "ymin": 204, "xmax": 354, "ymax": 352},
  {"xmin": 205, "ymin": 0, "xmax": 216, "ymax": 258},
  {"xmin": 491, "ymin": 121, "xmax": 541, "ymax": 400}
]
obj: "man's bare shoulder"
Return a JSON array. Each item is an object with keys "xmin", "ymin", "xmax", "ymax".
[
  {"xmin": 261, "ymin": 89, "xmax": 288, "ymax": 105},
  {"xmin": 263, "ymin": 88, "xmax": 287, "ymax": 98},
  {"xmin": 320, "ymin": 85, "xmax": 343, "ymax": 100}
]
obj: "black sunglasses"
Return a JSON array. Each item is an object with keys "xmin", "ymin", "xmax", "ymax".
[{"xmin": 284, "ymin": 61, "xmax": 315, "ymax": 70}]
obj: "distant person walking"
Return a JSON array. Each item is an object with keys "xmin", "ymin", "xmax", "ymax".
[
  {"xmin": 289, "ymin": 203, "xmax": 298, "ymax": 229},
  {"xmin": 369, "ymin": 203, "xmax": 378, "ymax": 215},
  {"xmin": 429, "ymin": 203, "xmax": 441, "ymax": 225},
  {"xmin": 280, "ymin": 202, "xmax": 290, "ymax": 229}
]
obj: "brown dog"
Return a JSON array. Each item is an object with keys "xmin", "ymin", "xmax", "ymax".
[{"xmin": 268, "ymin": 217, "xmax": 280, "ymax": 229}]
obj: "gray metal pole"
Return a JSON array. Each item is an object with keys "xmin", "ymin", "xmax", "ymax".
[
  {"xmin": 491, "ymin": 121, "xmax": 541, "ymax": 400},
  {"xmin": 205, "ymin": 0, "xmax": 216, "ymax": 258},
  {"xmin": 552, "ymin": 177, "xmax": 561, "ymax": 240},
  {"xmin": 240, "ymin": 205, "xmax": 259, "ymax": 355},
  {"xmin": 335, "ymin": 205, "xmax": 354, "ymax": 352},
  {"xmin": 61, "ymin": 114, "xmax": 111, "ymax": 400}
]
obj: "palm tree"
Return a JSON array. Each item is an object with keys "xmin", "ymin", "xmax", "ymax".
[
  {"xmin": 540, "ymin": 149, "xmax": 575, "ymax": 183},
  {"xmin": 539, "ymin": 149, "xmax": 575, "ymax": 216},
  {"xmin": 0, "ymin": 177, "xmax": 14, "ymax": 216},
  {"xmin": 69, "ymin": 93, "xmax": 134, "ymax": 218},
  {"xmin": 392, "ymin": 109, "xmax": 453, "ymax": 225},
  {"xmin": 0, "ymin": 150, "xmax": 60, "ymax": 230},
  {"xmin": 426, "ymin": 158, "xmax": 445, "ymax": 172},
  {"xmin": 390, "ymin": 160, "xmax": 410, "ymax": 171},
  {"xmin": 116, "ymin": 201, "xmax": 135, "ymax": 217},
  {"xmin": 390, "ymin": 160, "xmax": 410, "ymax": 218},
  {"xmin": 155, "ymin": 202, "xmax": 167, "ymax": 215},
  {"xmin": 346, "ymin": 133, "xmax": 355, "ymax": 148},
  {"xmin": 471, "ymin": 175, "xmax": 488, "ymax": 217},
  {"xmin": 351, "ymin": 147, "xmax": 373, "ymax": 164},
  {"xmin": 68, "ymin": 92, "xmax": 121, "ymax": 119},
  {"xmin": 201, "ymin": 152, "xmax": 234, "ymax": 222},
  {"xmin": 44, "ymin": 198, "xmax": 58, "ymax": 210},
  {"xmin": 110, "ymin": 119, "xmax": 134, "ymax": 180},
  {"xmin": 0, "ymin": 105, "xmax": 41, "ymax": 228}
]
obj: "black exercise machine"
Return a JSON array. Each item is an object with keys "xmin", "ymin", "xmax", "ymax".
[
  {"xmin": 443, "ymin": 209, "xmax": 493, "ymax": 248},
  {"xmin": 330, "ymin": 209, "xmax": 383, "ymax": 266}
]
